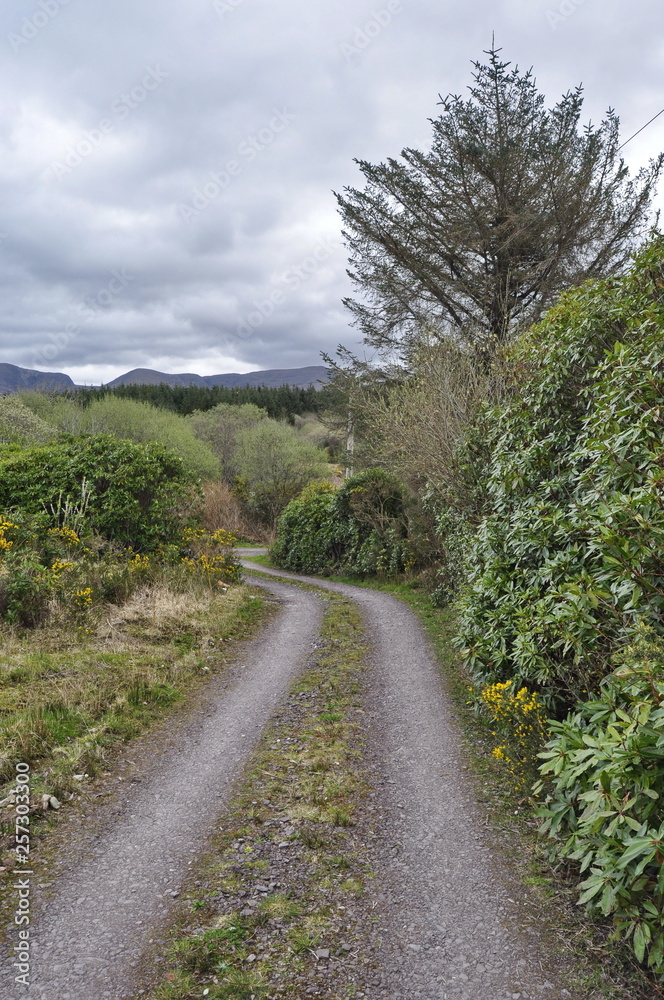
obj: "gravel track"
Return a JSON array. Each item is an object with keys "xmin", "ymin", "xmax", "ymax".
[
  {"xmin": 0, "ymin": 579, "xmax": 323, "ymax": 1000},
  {"xmin": 0, "ymin": 559, "xmax": 574, "ymax": 1000},
  {"xmin": 242, "ymin": 561, "xmax": 573, "ymax": 1000}
]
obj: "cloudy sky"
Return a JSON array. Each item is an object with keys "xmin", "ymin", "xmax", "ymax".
[{"xmin": 0, "ymin": 0, "xmax": 662, "ymax": 384}]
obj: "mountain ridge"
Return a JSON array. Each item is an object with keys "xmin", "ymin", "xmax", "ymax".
[{"xmin": 0, "ymin": 363, "xmax": 329, "ymax": 394}]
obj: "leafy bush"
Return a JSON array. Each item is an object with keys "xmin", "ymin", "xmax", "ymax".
[
  {"xmin": 536, "ymin": 628, "xmax": 664, "ymax": 972},
  {"xmin": 187, "ymin": 402, "xmax": 267, "ymax": 482},
  {"xmin": 273, "ymin": 468, "xmax": 412, "ymax": 577},
  {"xmin": 0, "ymin": 513, "xmax": 82, "ymax": 626},
  {"xmin": 272, "ymin": 482, "xmax": 349, "ymax": 572},
  {"xmin": 235, "ymin": 420, "xmax": 328, "ymax": 527},
  {"xmin": 179, "ymin": 528, "xmax": 242, "ymax": 587},
  {"xmin": 0, "ymin": 396, "xmax": 57, "ymax": 448},
  {"xmin": 0, "ymin": 435, "xmax": 201, "ymax": 551},
  {"xmin": 457, "ymin": 236, "xmax": 664, "ymax": 710}
]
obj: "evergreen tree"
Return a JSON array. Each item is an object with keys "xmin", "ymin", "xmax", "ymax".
[{"xmin": 336, "ymin": 46, "xmax": 663, "ymax": 356}]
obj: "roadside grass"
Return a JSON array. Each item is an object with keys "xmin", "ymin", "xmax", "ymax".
[
  {"xmin": 243, "ymin": 553, "xmax": 274, "ymax": 567},
  {"xmin": 0, "ymin": 581, "xmax": 267, "ymax": 869},
  {"xmin": 141, "ymin": 593, "xmax": 378, "ymax": 1000}
]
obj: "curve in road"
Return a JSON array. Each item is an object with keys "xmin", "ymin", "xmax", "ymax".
[{"xmin": 242, "ymin": 560, "xmax": 568, "ymax": 1000}]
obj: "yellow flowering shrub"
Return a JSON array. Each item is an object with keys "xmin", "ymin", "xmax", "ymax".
[
  {"xmin": 0, "ymin": 520, "xmax": 17, "ymax": 553},
  {"xmin": 180, "ymin": 527, "xmax": 241, "ymax": 587},
  {"xmin": 481, "ymin": 681, "xmax": 548, "ymax": 792},
  {"xmin": 48, "ymin": 526, "xmax": 80, "ymax": 546},
  {"xmin": 73, "ymin": 587, "xmax": 93, "ymax": 609}
]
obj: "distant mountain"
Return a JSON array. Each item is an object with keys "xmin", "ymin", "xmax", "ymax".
[
  {"xmin": 0, "ymin": 363, "xmax": 75, "ymax": 395},
  {"xmin": 0, "ymin": 364, "xmax": 330, "ymax": 395},
  {"xmin": 106, "ymin": 365, "xmax": 330, "ymax": 389}
]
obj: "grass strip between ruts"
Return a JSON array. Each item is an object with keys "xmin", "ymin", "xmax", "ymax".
[{"xmin": 140, "ymin": 591, "xmax": 377, "ymax": 1000}]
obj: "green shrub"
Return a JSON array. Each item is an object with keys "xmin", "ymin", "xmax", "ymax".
[
  {"xmin": 273, "ymin": 468, "xmax": 412, "ymax": 576},
  {"xmin": 235, "ymin": 420, "xmax": 328, "ymax": 526},
  {"xmin": 0, "ymin": 396, "xmax": 57, "ymax": 448},
  {"xmin": 457, "ymin": 236, "xmax": 664, "ymax": 710},
  {"xmin": 0, "ymin": 435, "xmax": 201, "ymax": 551},
  {"xmin": 271, "ymin": 482, "xmax": 348, "ymax": 572},
  {"xmin": 536, "ymin": 628, "xmax": 664, "ymax": 972}
]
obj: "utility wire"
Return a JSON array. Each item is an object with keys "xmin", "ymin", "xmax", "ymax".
[
  {"xmin": 618, "ymin": 108, "xmax": 664, "ymax": 151},
  {"xmin": 496, "ymin": 109, "xmax": 664, "ymax": 255}
]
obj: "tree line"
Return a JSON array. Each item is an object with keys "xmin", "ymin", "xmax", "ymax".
[{"xmin": 63, "ymin": 382, "xmax": 331, "ymax": 421}]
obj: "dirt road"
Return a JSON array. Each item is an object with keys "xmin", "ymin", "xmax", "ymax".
[
  {"xmin": 0, "ymin": 578, "xmax": 323, "ymax": 1000},
  {"xmin": 0, "ymin": 562, "xmax": 570, "ymax": 1000},
  {"xmin": 241, "ymin": 561, "xmax": 566, "ymax": 1000}
]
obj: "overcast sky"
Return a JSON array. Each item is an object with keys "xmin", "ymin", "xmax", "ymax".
[{"xmin": 0, "ymin": 0, "xmax": 662, "ymax": 383}]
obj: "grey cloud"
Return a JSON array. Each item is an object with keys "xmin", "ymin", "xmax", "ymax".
[{"xmin": 0, "ymin": 0, "xmax": 661, "ymax": 382}]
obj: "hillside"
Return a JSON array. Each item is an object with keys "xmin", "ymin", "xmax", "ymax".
[
  {"xmin": 0, "ymin": 363, "xmax": 75, "ymax": 394},
  {"xmin": 106, "ymin": 365, "xmax": 330, "ymax": 389},
  {"xmin": 0, "ymin": 364, "xmax": 330, "ymax": 394}
]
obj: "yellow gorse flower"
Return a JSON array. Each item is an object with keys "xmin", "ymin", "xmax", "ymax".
[
  {"xmin": 48, "ymin": 526, "xmax": 80, "ymax": 545},
  {"xmin": 73, "ymin": 587, "xmax": 93, "ymax": 609},
  {"xmin": 0, "ymin": 520, "xmax": 17, "ymax": 553},
  {"xmin": 51, "ymin": 560, "xmax": 75, "ymax": 574},
  {"xmin": 481, "ymin": 681, "xmax": 548, "ymax": 792}
]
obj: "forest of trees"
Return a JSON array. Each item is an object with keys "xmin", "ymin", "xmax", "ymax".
[{"xmin": 65, "ymin": 381, "xmax": 331, "ymax": 421}]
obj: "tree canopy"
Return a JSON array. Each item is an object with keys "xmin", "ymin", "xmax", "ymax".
[{"xmin": 336, "ymin": 46, "xmax": 663, "ymax": 356}]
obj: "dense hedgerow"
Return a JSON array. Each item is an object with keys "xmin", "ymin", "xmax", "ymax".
[
  {"xmin": 445, "ymin": 235, "xmax": 664, "ymax": 974},
  {"xmin": 456, "ymin": 236, "xmax": 664, "ymax": 711},
  {"xmin": 272, "ymin": 468, "xmax": 412, "ymax": 577}
]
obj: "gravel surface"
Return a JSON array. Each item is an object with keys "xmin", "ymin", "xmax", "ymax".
[
  {"xmin": 0, "ymin": 579, "xmax": 323, "ymax": 1000},
  {"xmin": 242, "ymin": 560, "xmax": 575, "ymax": 1000}
]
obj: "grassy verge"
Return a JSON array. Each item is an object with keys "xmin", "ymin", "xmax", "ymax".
[
  {"xmin": 0, "ymin": 581, "xmax": 267, "ymax": 870},
  {"xmin": 138, "ymin": 592, "xmax": 377, "ymax": 1000},
  {"xmin": 243, "ymin": 553, "xmax": 274, "ymax": 567}
]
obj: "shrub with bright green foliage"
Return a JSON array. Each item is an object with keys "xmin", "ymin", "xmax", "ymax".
[
  {"xmin": 456, "ymin": 236, "xmax": 664, "ymax": 710},
  {"xmin": 536, "ymin": 628, "xmax": 664, "ymax": 973},
  {"xmin": 235, "ymin": 420, "xmax": 328, "ymax": 526},
  {"xmin": 273, "ymin": 468, "xmax": 412, "ymax": 576},
  {"xmin": 0, "ymin": 396, "xmax": 57, "ymax": 448},
  {"xmin": 187, "ymin": 402, "xmax": 267, "ymax": 482},
  {"xmin": 0, "ymin": 435, "xmax": 201, "ymax": 551},
  {"xmin": 19, "ymin": 394, "xmax": 219, "ymax": 479}
]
